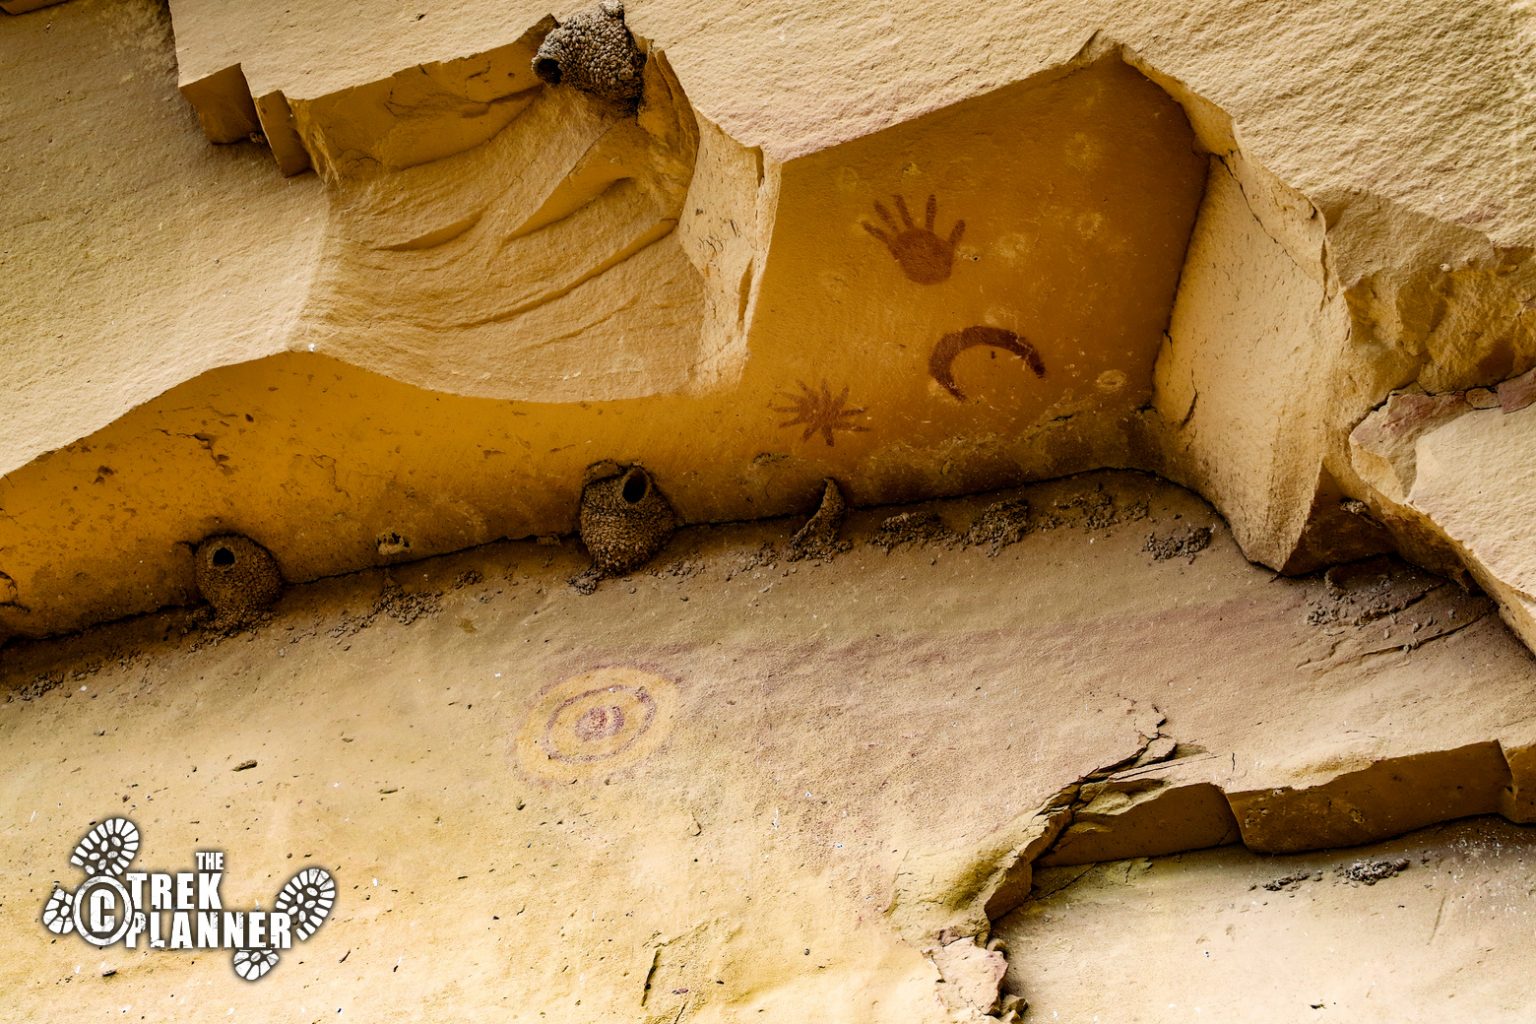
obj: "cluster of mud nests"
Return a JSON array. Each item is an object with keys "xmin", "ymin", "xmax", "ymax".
[
  {"xmin": 568, "ymin": 474, "xmax": 1219, "ymax": 591},
  {"xmin": 866, "ymin": 482, "xmax": 1154, "ymax": 557}
]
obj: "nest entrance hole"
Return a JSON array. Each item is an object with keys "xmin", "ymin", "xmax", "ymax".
[{"xmin": 622, "ymin": 468, "xmax": 650, "ymax": 504}]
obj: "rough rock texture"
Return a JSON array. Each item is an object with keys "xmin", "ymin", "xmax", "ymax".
[
  {"xmin": 3, "ymin": 474, "xmax": 1533, "ymax": 1021},
  {"xmin": 1350, "ymin": 385, "xmax": 1536, "ymax": 646},
  {"xmin": 1004, "ymin": 819, "xmax": 1536, "ymax": 1021},
  {"xmin": 3, "ymin": 4, "xmax": 1209, "ymax": 638},
  {"xmin": 0, "ymin": 0, "xmax": 67, "ymax": 12},
  {"xmin": 7, "ymin": 0, "xmax": 1536, "ymax": 1002},
  {"xmin": 0, "ymin": 0, "xmax": 323, "ymax": 501},
  {"xmin": 3, "ymin": 0, "xmax": 1525, "ymax": 645},
  {"xmin": 8, "ymin": 3, "xmax": 1536, "ymax": 1019}
]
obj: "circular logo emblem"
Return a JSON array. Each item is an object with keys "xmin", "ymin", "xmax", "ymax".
[{"xmin": 72, "ymin": 875, "xmax": 133, "ymax": 947}]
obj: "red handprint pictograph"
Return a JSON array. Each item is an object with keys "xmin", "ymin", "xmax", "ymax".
[{"xmin": 862, "ymin": 194, "xmax": 965, "ymax": 284}]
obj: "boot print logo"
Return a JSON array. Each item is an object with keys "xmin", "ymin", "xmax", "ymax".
[{"xmin": 40, "ymin": 817, "xmax": 335, "ymax": 981}]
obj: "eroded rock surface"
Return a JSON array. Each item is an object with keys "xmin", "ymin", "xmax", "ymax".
[
  {"xmin": 8, "ymin": 3, "xmax": 1536, "ymax": 1018},
  {"xmin": 6, "ymin": 1, "xmax": 1531, "ymax": 649},
  {"xmin": 1003, "ymin": 819, "xmax": 1536, "ymax": 1021},
  {"xmin": 2, "ymin": 474, "xmax": 1532, "ymax": 1021}
]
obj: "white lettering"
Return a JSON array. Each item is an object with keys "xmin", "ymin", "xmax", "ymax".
[
  {"xmin": 149, "ymin": 873, "xmax": 172, "ymax": 909},
  {"xmin": 88, "ymin": 889, "xmax": 115, "ymax": 932},
  {"xmin": 197, "ymin": 911, "xmax": 220, "ymax": 948},
  {"xmin": 246, "ymin": 912, "xmax": 266, "ymax": 949},
  {"xmin": 174, "ymin": 872, "xmax": 195, "ymax": 911},
  {"xmin": 196, "ymin": 871, "xmax": 223, "ymax": 911},
  {"xmin": 269, "ymin": 911, "xmax": 292, "ymax": 950},
  {"xmin": 169, "ymin": 911, "xmax": 192, "ymax": 949}
]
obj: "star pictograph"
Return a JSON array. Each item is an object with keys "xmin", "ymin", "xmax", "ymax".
[{"xmin": 770, "ymin": 380, "xmax": 870, "ymax": 447}]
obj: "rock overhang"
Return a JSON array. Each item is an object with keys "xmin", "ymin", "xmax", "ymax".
[{"xmin": 3, "ymin": 0, "xmax": 1536, "ymax": 662}]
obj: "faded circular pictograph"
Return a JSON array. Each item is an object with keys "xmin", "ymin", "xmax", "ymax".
[
  {"xmin": 1095, "ymin": 368, "xmax": 1129, "ymax": 394},
  {"xmin": 515, "ymin": 667, "xmax": 678, "ymax": 779}
]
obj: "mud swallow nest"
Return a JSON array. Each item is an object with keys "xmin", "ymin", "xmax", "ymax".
[
  {"xmin": 787, "ymin": 478, "xmax": 851, "ymax": 562},
  {"xmin": 193, "ymin": 533, "xmax": 284, "ymax": 622},
  {"xmin": 532, "ymin": 0, "xmax": 647, "ymax": 107},
  {"xmin": 578, "ymin": 462, "xmax": 678, "ymax": 575}
]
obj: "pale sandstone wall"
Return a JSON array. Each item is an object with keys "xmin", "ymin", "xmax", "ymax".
[
  {"xmin": 2, "ymin": 0, "xmax": 1534, "ymax": 655},
  {"xmin": 2, "ymin": 476, "xmax": 1533, "ymax": 1022},
  {"xmin": 0, "ymin": 0, "xmax": 323, "ymax": 475}
]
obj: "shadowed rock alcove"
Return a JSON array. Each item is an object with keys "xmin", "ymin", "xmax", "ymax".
[{"xmin": 0, "ymin": 33, "xmax": 1234, "ymax": 640}]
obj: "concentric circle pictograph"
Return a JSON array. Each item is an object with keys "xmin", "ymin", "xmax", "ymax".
[{"xmin": 516, "ymin": 667, "xmax": 678, "ymax": 779}]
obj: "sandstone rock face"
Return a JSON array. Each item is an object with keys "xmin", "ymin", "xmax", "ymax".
[
  {"xmin": 3, "ymin": 475, "xmax": 1534, "ymax": 1021},
  {"xmin": 10, "ymin": 6, "xmax": 1536, "ymax": 1019},
  {"xmin": 1351, "ymin": 383, "xmax": 1536, "ymax": 644},
  {"xmin": 1004, "ymin": 819, "xmax": 1536, "ymax": 1021},
  {"xmin": 1, "ymin": 5, "xmax": 1533, "ymax": 645}
]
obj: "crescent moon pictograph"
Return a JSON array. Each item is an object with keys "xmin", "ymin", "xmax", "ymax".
[{"xmin": 929, "ymin": 326, "xmax": 1046, "ymax": 400}]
